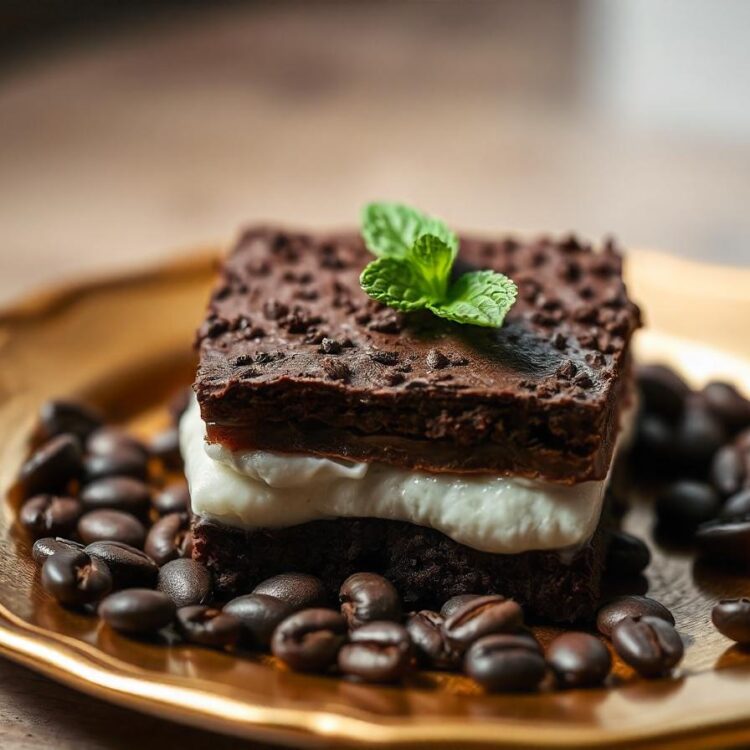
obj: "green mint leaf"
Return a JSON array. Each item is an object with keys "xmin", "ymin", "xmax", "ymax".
[
  {"xmin": 408, "ymin": 234, "xmax": 454, "ymax": 300},
  {"xmin": 361, "ymin": 202, "xmax": 458, "ymax": 259},
  {"xmin": 428, "ymin": 270, "xmax": 518, "ymax": 328},
  {"xmin": 359, "ymin": 256, "xmax": 438, "ymax": 311}
]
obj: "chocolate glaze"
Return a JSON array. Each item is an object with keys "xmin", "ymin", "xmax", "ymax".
[{"xmin": 195, "ymin": 227, "xmax": 640, "ymax": 481}]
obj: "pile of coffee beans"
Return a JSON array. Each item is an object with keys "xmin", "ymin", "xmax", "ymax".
[
  {"xmin": 11, "ymin": 376, "xmax": 750, "ymax": 692},
  {"xmin": 633, "ymin": 366, "xmax": 750, "ymax": 643}
]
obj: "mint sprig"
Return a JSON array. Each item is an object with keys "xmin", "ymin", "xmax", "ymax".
[{"xmin": 359, "ymin": 202, "xmax": 517, "ymax": 328}]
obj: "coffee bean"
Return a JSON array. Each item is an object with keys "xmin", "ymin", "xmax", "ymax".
[
  {"xmin": 546, "ymin": 632, "xmax": 612, "ymax": 689},
  {"xmin": 150, "ymin": 427, "xmax": 182, "ymax": 469},
  {"xmin": 443, "ymin": 595, "xmax": 523, "ymax": 652},
  {"xmin": 77, "ymin": 509, "xmax": 146, "ymax": 548},
  {"xmin": 87, "ymin": 427, "xmax": 149, "ymax": 459},
  {"xmin": 702, "ymin": 382, "xmax": 750, "ymax": 434},
  {"xmin": 168, "ymin": 387, "xmax": 192, "ymax": 426},
  {"xmin": 145, "ymin": 512, "xmax": 191, "ymax": 566},
  {"xmin": 39, "ymin": 400, "xmax": 103, "ymax": 442},
  {"xmin": 99, "ymin": 589, "xmax": 176, "ymax": 634},
  {"xmin": 673, "ymin": 400, "xmax": 726, "ymax": 471},
  {"xmin": 440, "ymin": 594, "xmax": 482, "ymax": 619},
  {"xmin": 157, "ymin": 559, "xmax": 212, "ymax": 608},
  {"xmin": 338, "ymin": 621, "xmax": 412, "ymax": 683},
  {"xmin": 656, "ymin": 480, "xmax": 720, "ymax": 535},
  {"xmin": 153, "ymin": 482, "xmax": 190, "ymax": 516},
  {"xmin": 633, "ymin": 415, "xmax": 676, "ymax": 470},
  {"xmin": 596, "ymin": 596, "xmax": 675, "ymax": 638},
  {"xmin": 252, "ymin": 572, "xmax": 327, "ymax": 611},
  {"xmin": 711, "ymin": 598, "xmax": 750, "ymax": 644},
  {"xmin": 696, "ymin": 515, "xmax": 750, "ymax": 568},
  {"xmin": 223, "ymin": 593, "xmax": 294, "ymax": 648},
  {"xmin": 271, "ymin": 608, "xmax": 346, "ymax": 673},
  {"xmin": 464, "ymin": 633, "xmax": 545, "ymax": 692},
  {"xmin": 176, "ymin": 605, "xmax": 241, "ymax": 648},
  {"xmin": 80, "ymin": 476, "xmax": 151, "ymax": 516},
  {"xmin": 84, "ymin": 540, "xmax": 159, "ymax": 589},
  {"xmin": 720, "ymin": 489, "xmax": 750, "ymax": 520},
  {"xmin": 32, "ymin": 537, "xmax": 84, "ymax": 564},
  {"xmin": 636, "ymin": 364, "xmax": 690, "ymax": 423},
  {"xmin": 41, "ymin": 548, "xmax": 112, "ymax": 606},
  {"xmin": 605, "ymin": 530, "xmax": 651, "ymax": 576},
  {"xmin": 20, "ymin": 494, "xmax": 82, "ymax": 539},
  {"xmin": 611, "ymin": 616, "xmax": 684, "ymax": 678},
  {"xmin": 83, "ymin": 450, "xmax": 148, "ymax": 483},
  {"xmin": 405, "ymin": 610, "xmax": 459, "ymax": 670},
  {"xmin": 339, "ymin": 573, "xmax": 401, "ymax": 628},
  {"xmin": 20, "ymin": 434, "xmax": 82, "ymax": 496},
  {"xmin": 711, "ymin": 445, "xmax": 745, "ymax": 497}
]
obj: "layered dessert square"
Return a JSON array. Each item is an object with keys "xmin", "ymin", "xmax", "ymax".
[{"xmin": 183, "ymin": 225, "xmax": 640, "ymax": 622}]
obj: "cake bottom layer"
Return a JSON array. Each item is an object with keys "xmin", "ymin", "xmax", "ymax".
[{"xmin": 192, "ymin": 515, "xmax": 610, "ymax": 623}]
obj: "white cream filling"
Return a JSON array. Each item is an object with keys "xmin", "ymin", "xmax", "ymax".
[{"xmin": 180, "ymin": 396, "xmax": 631, "ymax": 555}]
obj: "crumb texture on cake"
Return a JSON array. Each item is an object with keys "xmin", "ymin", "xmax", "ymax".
[
  {"xmin": 195, "ymin": 227, "xmax": 640, "ymax": 480},
  {"xmin": 193, "ymin": 516, "xmax": 608, "ymax": 623}
]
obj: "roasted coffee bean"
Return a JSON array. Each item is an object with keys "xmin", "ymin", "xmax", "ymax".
[
  {"xmin": 80, "ymin": 476, "xmax": 151, "ymax": 516},
  {"xmin": 39, "ymin": 400, "xmax": 103, "ymax": 442},
  {"xmin": 87, "ymin": 426, "xmax": 148, "ymax": 458},
  {"xmin": 176, "ymin": 605, "xmax": 241, "ymax": 648},
  {"xmin": 150, "ymin": 427, "xmax": 182, "ymax": 469},
  {"xmin": 32, "ymin": 536, "xmax": 84, "ymax": 564},
  {"xmin": 696, "ymin": 515, "xmax": 750, "ymax": 568},
  {"xmin": 636, "ymin": 364, "xmax": 690, "ymax": 423},
  {"xmin": 20, "ymin": 434, "xmax": 82, "ymax": 496},
  {"xmin": 20, "ymin": 494, "xmax": 82, "ymax": 539},
  {"xmin": 99, "ymin": 589, "xmax": 176, "ymax": 634},
  {"xmin": 338, "ymin": 621, "xmax": 412, "ymax": 683},
  {"xmin": 702, "ymin": 381, "xmax": 750, "ymax": 434},
  {"xmin": 153, "ymin": 482, "xmax": 190, "ymax": 516},
  {"xmin": 84, "ymin": 540, "xmax": 159, "ymax": 589},
  {"xmin": 611, "ymin": 615, "xmax": 684, "ymax": 678},
  {"xmin": 41, "ymin": 548, "xmax": 112, "ymax": 606},
  {"xmin": 443, "ymin": 595, "xmax": 523, "ymax": 652},
  {"xmin": 596, "ymin": 596, "xmax": 675, "ymax": 638},
  {"xmin": 605, "ymin": 530, "xmax": 651, "ymax": 576},
  {"xmin": 633, "ymin": 415, "xmax": 676, "ymax": 469},
  {"xmin": 440, "ymin": 594, "xmax": 482, "ymax": 619},
  {"xmin": 83, "ymin": 450, "xmax": 148, "ymax": 483},
  {"xmin": 271, "ymin": 608, "xmax": 346, "ymax": 673},
  {"xmin": 145, "ymin": 512, "xmax": 191, "ymax": 566},
  {"xmin": 464, "ymin": 632, "xmax": 545, "ymax": 692},
  {"xmin": 546, "ymin": 632, "xmax": 612, "ymax": 689},
  {"xmin": 77, "ymin": 509, "xmax": 146, "ymax": 548},
  {"xmin": 673, "ymin": 400, "xmax": 726, "ymax": 471},
  {"xmin": 253, "ymin": 572, "xmax": 328, "ymax": 611},
  {"xmin": 711, "ymin": 445, "xmax": 745, "ymax": 497},
  {"xmin": 223, "ymin": 593, "xmax": 294, "ymax": 648},
  {"xmin": 157, "ymin": 559, "xmax": 212, "ymax": 608},
  {"xmin": 339, "ymin": 573, "xmax": 401, "ymax": 628},
  {"xmin": 168, "ymin": 387, "xmax": 192, "ymax": 426},
  {"xmin": 711, "ymin": 598, "xmax": 750, "ymax": 644},
  {"xmin": 405, "ymin": 610, "xmax": 459, "ymax": 669},
  {"xmin": 656, "ymin": 480, "xmax": 720, "ymax": 535},
  {"xmin": 720, "ymin": 489, "xmax": 750, "ymax": 520}
]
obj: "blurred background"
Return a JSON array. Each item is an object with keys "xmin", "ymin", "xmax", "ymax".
[{"xmin": 1, "ymin": 0, "xmax": 749, "ymax": 305}]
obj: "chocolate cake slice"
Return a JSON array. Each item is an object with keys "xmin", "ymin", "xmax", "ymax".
[
  {"xmin": 196, "ymin": 228, "xmax": 638, "ymax": 481},
  {"xmin": 184, "ymin": 224, "xmax": 640, "ymax": 623}
]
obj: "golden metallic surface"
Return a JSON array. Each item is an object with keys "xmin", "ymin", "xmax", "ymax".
[{"xmin": 0, "ymin": 248, "xmax": 749, "ymax": 748}]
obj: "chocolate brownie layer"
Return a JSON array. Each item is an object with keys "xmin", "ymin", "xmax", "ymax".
[
  {"xmin": 196, "ymin": 228, "xmax": 640, "ymax": 481},
  {"xmin": 192, "ymin": 516, "xmax": 609, "ymax": 623}
]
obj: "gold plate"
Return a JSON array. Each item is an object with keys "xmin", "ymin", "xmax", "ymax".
[{"xmin": 1, "ymin": 248, "xmax": 750, "ymax": 749}]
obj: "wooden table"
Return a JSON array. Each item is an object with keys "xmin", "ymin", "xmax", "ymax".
[{"xmin": 0, "ymin": 3, "xmax": 749, "ymax": 747}]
